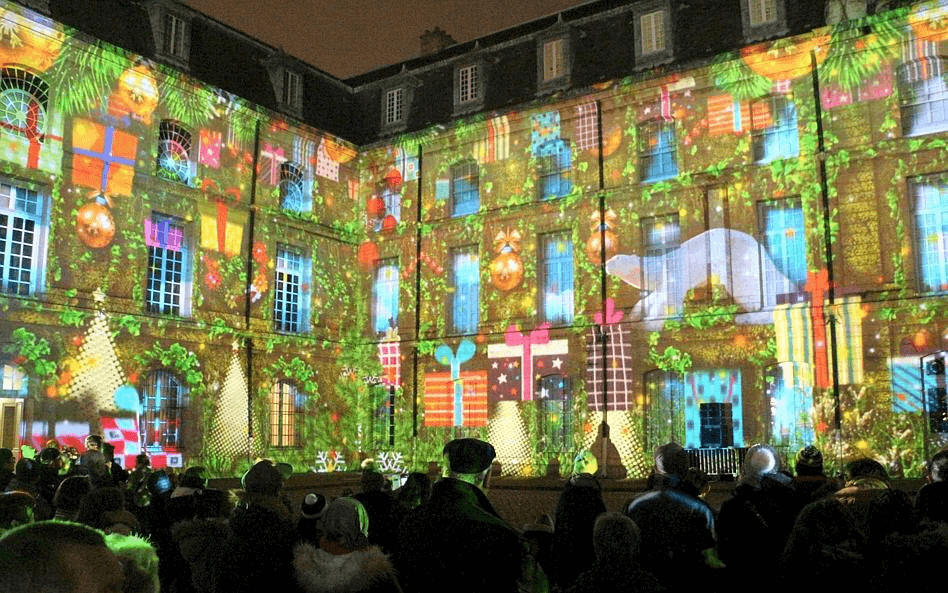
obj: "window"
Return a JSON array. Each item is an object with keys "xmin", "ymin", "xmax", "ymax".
[
  {"xmin": 899, "ymin": 60, "xmax": 948, "ymax": 137},
  {"xmin": 541, "ymin": 38, "xmax": 567, "ymax": 83},
  {"xmin": 141, "ymin": 370, "xmax": 185, "ymax": 450},
  {"xmin": 640, "ymin": 11, "xmax": 666, "ymax": 55},
  {"xmin": 699, "ymin": 402, "xmax": 734, "ymax": 448},
  {"xmin": 450, "ymin": 246, "xmax": 479, "ymax": 334},
  {"xmin": 643, "ymin": 215, "xmax": 681, "ymax": 319},
  {"xmin": 638, "ymin": 120, "xmax": 678, "ymax": 183},
  {"xmin": 766, "ymin": 362, "xmax": 814, "ymax": 447},
  {"xmin": 373, "ymin": 258, "xmax": 399, "ymax": 334},
  {"xmin": 270, "ymin": 381, "xmax": 302, "ymax": 448},
  {"xmin": 279, "ymin": 161, "xmax": 308, "ymax": 212},
  {"xmin": 0, "ymin": 68, "xmax": 49, "ymax": 144},
  {"xmin": 644, "ymin": 370, "xmax": 685, "ymax": 452},
  {"xmin": 450, "ymin": 161, "xmax": 479, "ymax": 216},
  {"xmin": 910, "ymin": 176, "xmax": 948, "ymax": 292},
  {"xmin": 282, "ymin": 70, "xmax": 302, "ymax": 110},
  {"xmin": 374, "ymin": 187, "xmax": 401, "ymax": 231},
  {"xmin": 457, "ymin": 64, "xmax": 480, "ymax": 105},
  {"xmin": 156, "ymin": 120, "xmax": 193, "ymax": 185},
  {"xmin": 372, "ymin": 383, "xmax": 396, "ymax": 449},
  {"xmin": 274, "ymin": 245, "xmax": 310, "ymax": 333},
  {"xmin": 146, "ymin": 213, "xmax": 189, "ymax": 316},
  {"xmin": 537, "ymin": 140, "xmax": 572, "ymax": 200},
  {"xmin": 385, "ymin": 88, "xmax": 404, "ymax": 125},
  {"xmin": 758, "ymin": 198, "xmax": 806, "ymax": 305},
  {"xmin": 0, "ymin": 182, "xmax": 46, "ymax": 296},
  {"xmin": 750, "ymin": 96, "xmax": 799, "ymax": 163},
  {"xmin": 163, "ymin": 12, "xmax": 188, "ymax": 60},
  {"xmin": 748, "ymin": 0, "xmax": 778, "ymax": 26},
  {"xmin": 540, "ymin": 232, "xmax": 574, "ymax": 324},
  {"xmin": 538, "ymin": 375, "xmax": 571, "ymax": 451}
]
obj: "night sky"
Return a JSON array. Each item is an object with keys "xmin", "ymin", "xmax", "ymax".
[{"xmin": 184, "ymin": 0, "xmax": 586, "ymax": 79}]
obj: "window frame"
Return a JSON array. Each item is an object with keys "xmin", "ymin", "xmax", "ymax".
[
  {"xmin": 741, "ymin": 0, "xmax": 787, "ymax": 41},
  {"xmin": 537, "ymin": 35, "xmax": 571, "ymax": 92},
  {"xmin": 750, "ymin": 95, "xmax": 799, "ymax": 164},
  {"xmin": 644, "ymin": 369, "xmax": 685, "ymax": 453},
  {"xmin": 449, "ymin": 245, "xmax": 479, "ymax": 335},
  {"xmin": 539, "ymin": 231, "xmax": 574, "ymax": 325},
  {"xmin": 632, "ymin": 1, "xmax": 673, "ymax": 69},
  {"xmin": 156, "ymin": 120, "xmax": 195, "ymax": 185},
  {"xmin": 273, "ymin": 244, "xmax": 310, "ymax": 334},
  {"xmin": 909, "ymin": 175, "xmax": 948, "ymax": 294},
  {"xmin": 145, "ymin": 212, "xmax": 191, "ymax": 316},
  {"xmin": 642, "ymin": 213, "xmax": 682, "ymax": 320},
  {"xmin": 141, "ymin": 369, "xmax": 185, "ymax": 451},
  {"xmin": 282, "ymin": 69, "xmax": 302, "ymax": 111},
  {"xmin": 450, "ymin": 161, "xmax": 479, "ymax": 217},
  {"xmin": 163, "ymin": 12, "xmax": 188, "ymax": 60},
  {"xmin": 269, "ymin": 380, "xmax": 302, "ymax": 448},
  {"xmin": 538, "ymin": 375, "xmax": 572, "ymax": 452},
  {"xmin": 537, "ymin": 139, "xmax": 572, "ymax": 200},
  {"xmin": 638, "ymin": 119, "xmax": 679, "ymax": 183},
  {"xmin": 757, "ymin": 197, "xmax": 807, "ymax": 306},
  {"xmin": 279, "ymin": 161, "xmax": 309, "ymax": 212},
  {"xmin": 373, "ymin": 257, "xmax": 400, "ymax": 334},
  {"xmin": 0, "ymin": 181, "xmax": 47, "ymax": 297},
  {"xmin": 454, "ymin": 62, "xmax": 486, "ymax": 113},
  {"xmin": 899, "ymin": 59, "xmax": 948, "ymax": 138},
  {"xmin": 0, "ymin": 68, "xmax": 49, "ymax": 145},
  {"xmin": 385, "ymin": 87, "xmax": 404, "ymax": 125}
]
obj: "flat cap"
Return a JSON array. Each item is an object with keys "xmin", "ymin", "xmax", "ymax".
[{"xmin": 443, "ymin": 438, "xmax": 496, "ymax": 474}]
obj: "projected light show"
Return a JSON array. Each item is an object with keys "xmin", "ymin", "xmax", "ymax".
[{"xmin": 1, "ymin": 0, "xmax": 948, "ymax": 479}]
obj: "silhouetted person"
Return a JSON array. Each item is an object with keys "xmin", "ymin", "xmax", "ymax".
[
  {"xmin": 566, "ymin": 513, "xmax": 663, "ymax": 593},
  {"xmin": 916, "ymin": 448, "xmax": 948, "ymax": 524},
  {"xmin": 550, "ymin": 451, "xmax": 606, "ymax": 590}
]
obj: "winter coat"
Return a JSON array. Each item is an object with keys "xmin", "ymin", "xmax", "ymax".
[{"xmin": 294, "ymin": 542, "xmax": 402, "ymax": 593}]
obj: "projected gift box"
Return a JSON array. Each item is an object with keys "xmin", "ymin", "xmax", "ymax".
[
  {"xmin": 488, "ymin": 323, "xmax": 568, "ymax": 403},
  {"xmin": 71, "ymin": 119, "xmax": 138, "ymax": 196},
  {"xmin": 585, "ymin": 299, "xmax": 633, "ymax": 411},
  {"xmin": 0, "ymin": 107, "xmax": 63, "ymax": 173},
  {"xmin": 424, "ymin": 340, "xmax": 487, "ymax": 427}
]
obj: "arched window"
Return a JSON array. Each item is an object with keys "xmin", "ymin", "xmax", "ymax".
[
  {"xmin": 157, "ymin": 120, "xmax": 194, "ymax": 184},
  {"xmin": 279, "ymin": 161, "xmax": 308, "ymax": 212},
  {"xmin": 141, "ymin": 370, "xmax": 185, "ymax": 450},
  {"xmin": 270, "ymin": 380, "xmax": 303, "ymax": 447},
  {"xmin": 0, "ymin": 68, "xmax": 49, "ymax": 142}
]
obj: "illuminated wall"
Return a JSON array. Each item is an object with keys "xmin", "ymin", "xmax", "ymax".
[{"xmin": 2, "ymin": 0, "xmax": 948, "ymax": 477}]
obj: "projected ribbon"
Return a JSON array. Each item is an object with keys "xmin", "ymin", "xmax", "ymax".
[{"xmin": 435, "ymin": 339, "xmax": 476, "ymax": 425}]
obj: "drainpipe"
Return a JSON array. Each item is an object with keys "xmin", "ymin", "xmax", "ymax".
[
  {"xmin": 595, "ymin": 99, "xmax": 610, "ymax": 477},
  {"xmin": 244, "ymin": 118, "xmax": 262, "ymax": 462}
]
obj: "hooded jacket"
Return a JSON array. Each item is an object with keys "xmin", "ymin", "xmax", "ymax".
[{"xmin": 294, "ymin": 542, "xmax": 401, "ymax": 593}]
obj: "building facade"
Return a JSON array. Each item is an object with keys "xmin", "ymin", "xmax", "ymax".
[{"xmin": 0, "ymin": 0, "xmax": 945, "ymax": 478}]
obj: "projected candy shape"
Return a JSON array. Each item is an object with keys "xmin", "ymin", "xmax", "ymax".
[
  {"xmin": 740, "ymin": 37, "xmax": 828, "ymax": 81},
  {"xmin": 76, "ymin": 198, "xmax": 115, "ymax": 249},
  {"xmin": 114, "ymin": 384, "xmax": 140, "ymax": 413}
]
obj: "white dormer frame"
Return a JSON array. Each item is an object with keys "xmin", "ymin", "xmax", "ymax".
[
  {"xmin": 263, "ymin": 52, "xmax": 304, "ymax": 118},
  {"xmin": 453, "ymin": 59, "xmax": 487, "ymax": 115},
  {"xmin": 631, "ymin": 0, "xmax": 674, "ymax": 70},
  {"xmin": 537, "ymin": 25, "xmax": 572, "ymax": 94},
  {"xmin": 144, "ymin": 0, "xmax": 192, "ymax": 68},
  {"xmin": 379, "ymin": 73, "xmax": 420, "ymax": 134},
  {"xmin": 741, "ymin": 0, "xmax": 788, "ymax": 42}
]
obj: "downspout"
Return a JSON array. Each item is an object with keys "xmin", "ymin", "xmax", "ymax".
[
  {"xmin": 595, "ymin": 99, "xmax": 609, "ymax": 476},
  {"xmin": 411, "ymin": 143, "xmax": 424, "ymax": 438},
  {"xmin": 244, "ymin": 117, "xmax": 262, "ymax": 461}
]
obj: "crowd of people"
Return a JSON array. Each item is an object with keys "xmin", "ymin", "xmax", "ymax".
[{"xmin": 1, "ymin": 436, "xmax": 948, "ymax": 593}]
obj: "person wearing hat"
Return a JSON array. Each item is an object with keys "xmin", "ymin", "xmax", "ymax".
[
  {"xmin": 297, "ymin": 492, "xmax": 328, "ymax": 546},
  {"xmin": 791, "ymin": 445, "xmax": 840, "ymax": 506},
  {"xmin": 395, "ymin": 438, "xmax": 527, "ymax": 593}
]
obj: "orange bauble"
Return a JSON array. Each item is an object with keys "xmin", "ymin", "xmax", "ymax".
[
  {"xmin": 357, "ymin": 241, "xmax": 379, "ymax": 270},
  {"xmin": 381, "ymin": 215, "xmax": 397, "ymax": 232},
  {"xmin": 384, "ymin": 168, "xmax": 402, "ymax": 190},
  {"xmin": 586, "ymin": 227, "xmax": 618, "ymax": 265},
  {"xmin": 366, "ymin": 196, "xmax": 386, "ymax": 218},
  {"xmin": 740, "ymin": 36, "xmax": 828, "ymax": 81},
  {"xmin": 110, "ymin": 64, "xmax": 159, "ymax": 124},
  {"xmin": 76, "ymin": 200, "xmax": 115, "ymax": 248},
  {"xmin": 913, "ymin": 330, "xmax": 934, "ymax": 353},
  {"xmin": 490, "ymin": 250, "xmax": 524, "ymax": 291}
]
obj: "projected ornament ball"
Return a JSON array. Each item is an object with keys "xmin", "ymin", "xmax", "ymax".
[
  {"xmin": 357, "ymin": 241, "xmax": 379, "ymax": 270},
  {"xmin": 381, "ymin": 215, "xmax": 397, "ymax": 232},
  {"xmin": 384, "ymin": 168, "xmax": 402, "ymax": 190},
  {"xmin": 366, "ymin": 196, "xmax": 386, "ymax": 218},
  {"xmin": 490, "ymin": 228, "xmax": 524, "ymax": 291},
  {"xmin": 111, "ymin": 64, "xmax": 159, "ymax": 124},
  {"xmin": 585, "ymin": 209, "xmax": 618, "ymax": 265},
  {"xmin": 76, "ymin": 196, "xmax": 115, "ymax": 249}
]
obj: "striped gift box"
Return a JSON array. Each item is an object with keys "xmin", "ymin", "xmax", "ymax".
[{"xmin": 423, "ymin": 371, "xmax": 488, "ymax": 427}]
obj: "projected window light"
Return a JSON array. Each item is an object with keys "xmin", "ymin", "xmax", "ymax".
[
  {"xmin": 0, "ymin": 182, "xmax": 45, "ymax": 296},
  {"xmin": 274, "ymin": 245, "xmax": 309, "ymax": 333},
  {"xmin": 270, "ymin": 380, "xmax": 301, "ymax": 448},
  {"xmin": 910, "ymin": 176, "xmax": 948, "ymax": 292},
  {"xmin": 537, "ymin": 140, "xmax": 572, "ymax": 200},
  {"xmin": 450, "ymin": 246, "xmax": 479, "ymax": 334},
  {"xmin": 766, "ymin": 362, "xmax": 814, "ymax": 447},
  {"xmin": 758, "ymin": 198, "xmax": 806, "ymax": 304},
  {"xmin": 643, "ymin": 215, "xmax": 682, "ymax": 318},
  {"xmin": 146, "ymin": 214, "xmax": 188, "ymax": 315},
  {"xmin": 157, "ymin": 120, "xmax": 193, "ymax": 184},
  {"xmin": 372, "ymin": 384, "xmax": 396, "ymax": 449},
  {"xmin": 750, "ymin": 96, "xmax": 799, "ymax": 163},
  {"xmin": 141, "ymin": 369, "xmax": 184, "ymax": 450},
  {"xmin": 645, "ymin": 370, "xmax": 685, "ymax": 452},
  {"xmin": 374, "ymin": 186, "xmax": 400, "ymax": 231},
  {"xmin": 638, "ymin": 120, "xmax": 678, "ymax": 183},
  {"xmin": 540, "ymin": 232, "xmax": 574, "ymax": 324},
  {"xmin": 0, "ymin": 68, "xmax": 48, "ymax": 143},
  {"xmin": 373, "ymin": 258, "xmax": 399, "ymax": 334},
  {"xmin": 538, "ymin": 375, "xmax": 571, "ymax": 451},
  {"xmin": 450, "ymin": 161, "xmax": 479, "ymax": 216},
  {"xmin": 900, "ymin": 60, "xmax": 948, "ymax": 137},
  {"xmin": 1, "ymin": 363, "xmax": 27, "ymax": 396},
  {"xmin": 279, "ymin": 161, "xmax": 308, "ymax": 212}
]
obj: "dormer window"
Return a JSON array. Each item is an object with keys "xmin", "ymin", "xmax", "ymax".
[
  {"xmin": 640, "ymin": 11, "xmax": 665, "ymax": 55},
  {"xmin": 458, "ymin": 64, "xmax": 479, "ymax": 104},
  {"xmin": 632, "ymin": 1, "xmax": 672, "ymax": 69},
  {"xmin": 741, "ymin": 0, "xmax": 787, "ymax": 41},
  {"xmin": 164, "ymin": 12, "xmax": 188, "ymax": 60},
  {"xmin": 385, "ymin": 88, "xmax": 404, "ymax": 125},
  {"xmin": 538, "ymin": 35, "xmax": 571, "ymax": 92},
  {"xmin": 145, "ymin": 1, "xmax": 191, "ymax": 66},
  {"xmin": 283, "ymin": 70, "xmax": 302, "ymax": 110}
]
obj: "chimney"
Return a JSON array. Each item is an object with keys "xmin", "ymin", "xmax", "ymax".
[{"xmin": 420, "ymin": 27, "xmax": 457, "ymax": 56}]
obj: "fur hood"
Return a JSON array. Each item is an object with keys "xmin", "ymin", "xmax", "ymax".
[{"xmin": 293, "ymin": 542, "xmax": 401, "ymax": 593}]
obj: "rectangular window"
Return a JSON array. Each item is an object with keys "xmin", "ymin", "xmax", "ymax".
[
  {"xmin": 640, "ymin": 10, "xmax": 666, "ymax": 55},
  {"xmin": 899, "ymin": 60, "xmax": 948, "ymax": 137},
  {"xmin": 542, "ymin": 38, "xmax": 566, "ymax": 82},
  {"xmin": 146, "ymin": 214, "xmax": 189, "ymax": 316},
  {"xmin": 911, "ymin": 176, "xmax": 948, "ymax": 292},
  {"xmin": 373, "ymin": 258, "xmax": 399, "ymax": 334},
  {"xmin": 645, "ymin": 370, "xmax": 685, "ymax": 452},
  {"xmin": 748, "ymin": 0, "xmax": 777, "ymax": 26},
  {"xmin": 451, "ymin": 246, "xmax": 479, "ymax": 334},
  {"xmin": 385, "ymin": 88, "xmax": 404, "ymax": 124},
  {"xmin": 0, "ymin": 182, "xmax": 45, "ymax": 296},
  {"xmin": 157, "ymin": 120, "xmax": 194, "ymax": 185},
  {"xmin": 458, "ymin": 65, "xmax": 479, "ymax": 104},
  {"xmin": 537, "ymin": 140, "xmax": 572, "ymax": 200},
  {"xmin": 540, "ymin": 232, "xmax": 574, "ymax": 324},
  {"xmin": 699, "ymin": 402, "xmax": 734, "ymax": 448},
  {"xmin": 450, "ymin": 161, "xmax": 479, "ymax": 216},
  {"xmin": 274, "ymin": 245, "xmax": 309, "ymax": 333},
  {"xmin": 270, "ymin": 381, "xmax": 300, "ymax": 448},
  {"xmin": 639, "ymin": 120, "xmax": 678, "ymax": 183},
  {"xmin": 758, "ymin": 198, "xmax": 806, "ymax": 305},
  {"xmin": 372, "ymin": 384, "xmax": 396, "ymax": 449},
  {"xmin": 163, "ymin": 13, "xmax": 187, "ymax": 59},
  {"xmin": 539, "ymin": 376, "xmax": 571, "ymax": 451},
  {"xmin": 283, "ymin": 70, "xmax": 302, "ymax": 108},
  {"xmin": 751, "ymin": 96, "xmax": 799, "ymax": 163},
  {"xmin": 643, "ymin": 215, "xmax": 681, "ymax": 319}
]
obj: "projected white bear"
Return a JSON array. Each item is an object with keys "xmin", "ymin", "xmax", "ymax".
[{"xmin": 605, "ymin": 228, "xmax": 799, "ymax": 327}]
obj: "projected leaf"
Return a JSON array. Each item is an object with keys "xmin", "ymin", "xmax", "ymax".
[
  {"xmin": 46, "ymin": 37, "xmax": 124, "ymax": 118},
  {"xmin": 160, "ymin": 78, "xmax": 215, "ymax": 129},
  {"xmin": 710, "ymin": 52, "xmax": 772, "ymax": 102}
]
